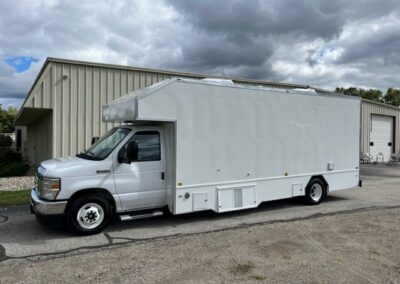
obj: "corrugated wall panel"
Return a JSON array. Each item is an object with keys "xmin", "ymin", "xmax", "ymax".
[
  {"xmin": 44, "ymin": 71, "xmax": 51, "ymax": 108},
  {"xmin": 24, "ymin": 63, "xmax": 53, "ymax": 109},
  {"xmin": 106, "ymin": 69, "xmax": 114, "ymax": 131},
  {"xmin": 100, "ymin": 69, "xmax": 108, "ymax": 136},
  {"xmin": 77, "ymin": 65, "xmax": 86, "ymax": 153},
  {"xmin": 92, "ymin": 67, "xmax": 100, "ymax": 139},
  {"xmin": 50, "ymin": 63, "xmax": 177, "ymax": 157},
  {"xmin": 361, "ymin": 100, "xmax": 400, "ymax": 155},
  {"xmin": 62, "ymin": 64, "xmax": 71, "ymax": 156},
  {"xmin": 84, "ymin": 66, "xmax": 93, "ymax": 154},
  {"xmin": 30, "ymin": 61, "xmax": 397, "ymax": 162},
  {"xmin": 70, "ymin": 65, "xmax": 78, "ymax": 155},
  {"xmin": 54, "ymin": 63, "xmax": 62, "ymax": 157}
]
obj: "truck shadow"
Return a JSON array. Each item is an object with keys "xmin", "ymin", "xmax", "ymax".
[
  {"xmin": 0, "ymin": 194, "xmax": 349, "ymax": 259},
  {"xmin": 107, "ymin": 195, "xmax": 349, "ymax": 232}
]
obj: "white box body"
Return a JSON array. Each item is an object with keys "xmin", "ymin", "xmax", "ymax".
[{"xmin": 103, "ymin": 78, "xmax": 360, "ymax": 215}]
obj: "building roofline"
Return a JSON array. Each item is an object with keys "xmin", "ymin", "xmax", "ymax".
[
  {"xmin": 20, "ymin": 58, "xmax": 400, "ymax": 111},
  {"xmin": 23, "ymin": 58, "xmax": 52, "ymax": 105},
  {"xmin": 46, "ymin": 57, "xmax": 330, "ymax": 92},
  {"xmin": 19, "ymin": 56, "xmax": 333, "ymax": 120},
  {"xmin": 16, "ymin": 58, "xmax": 53, "ymax": 123},
  {"xmin": 362, "ymin": 98, "xmax": 400, "ymax": 110}
]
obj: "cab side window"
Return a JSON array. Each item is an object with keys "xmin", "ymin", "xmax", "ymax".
[{"xmin": 119, "ymin": 131, "xmax": 161, "ymax": 162}]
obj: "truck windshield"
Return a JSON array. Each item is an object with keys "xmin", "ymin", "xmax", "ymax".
[{"xmin": 76, "ymin": 127, "xmax": 131, "ymax": 160}]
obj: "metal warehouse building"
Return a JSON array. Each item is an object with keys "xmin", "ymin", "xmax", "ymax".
[
  {"xmin": 361, "ymin": 99, "xmax": 400, "ymax": 161},
  {"xmin": 15, "ymin": 58, "xmax": 400, "ymax": 164},
  {"xmin": 15, "ymin": 58, "xmax": 327, "ymax": 164}
]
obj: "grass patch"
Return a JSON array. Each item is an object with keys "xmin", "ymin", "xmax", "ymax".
[
  {"xmin": 230, "ymin": 262, "xmax": 255, "ymax": 275},
  {"xmin": 369, "ymin": 248, "xmax": 381, "ymax": 256},
  {"xmin": 0, "ymin": 190, "xmax": 30, "ymax": 207},
  {"xmin": 250, "ymin": 275, "xmax": 266, "ymax": 281}
]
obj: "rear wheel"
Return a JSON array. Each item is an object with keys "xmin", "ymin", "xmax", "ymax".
[
  {"xmin": 66, "ymin": 195, "xmax": 112, "ymax": 235},
  {"xmin": 304, "ymin": 178, "xmax": 326, "ymax": 205}
]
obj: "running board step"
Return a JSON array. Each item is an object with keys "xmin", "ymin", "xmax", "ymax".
[{"xmin": 119, "ymin": 210, "xmax": 164, "ymax": 222}]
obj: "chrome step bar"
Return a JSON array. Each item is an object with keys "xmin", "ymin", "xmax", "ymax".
[{"xmin": 119, "ymin": 210, "xmax": 164, "ymax": 222}]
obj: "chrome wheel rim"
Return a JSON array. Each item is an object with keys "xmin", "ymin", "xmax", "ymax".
[
  {"xmin": 77, "ymin": 203, "xmax": 104, "ymax": 230},
  {"xmin": 310, "ymin": 183, "xmax": 323, "ymax": 202}
]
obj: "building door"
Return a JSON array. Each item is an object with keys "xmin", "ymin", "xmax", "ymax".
[{"xmin": 370, "ymin": 115, "xmax": 394, "ymax": 161}]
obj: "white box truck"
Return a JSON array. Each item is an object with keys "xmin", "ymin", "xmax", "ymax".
[{"xmin": 31, "ymin": 78, "xmax": 361, "ymax": 235}]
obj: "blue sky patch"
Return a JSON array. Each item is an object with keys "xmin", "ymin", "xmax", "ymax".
[{"xmin": 5, "ymin": 56, "xmax": 39, "ymax": 73}]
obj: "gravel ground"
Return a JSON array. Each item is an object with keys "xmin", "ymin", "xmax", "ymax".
[
  {"xmin": 0, "ymin": 207, "xmax": 399, "ymax": 283},
  {"xmin": 0, "ymin": 176, "xmax": 34, "ymax": 191}
]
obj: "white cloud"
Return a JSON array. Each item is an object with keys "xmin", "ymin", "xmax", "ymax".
[{"xmin": 0, "ymin": 0, "xmax": 400, "ymax": 108}]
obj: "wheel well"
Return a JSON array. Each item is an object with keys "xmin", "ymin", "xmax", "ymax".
[
  {"xmin": 66, "ymin": 188, "xmax": 116, "ymax": 213},
  {"xmin": 308, "ymin": 175, "xmax": 329, "ymax": 194}
]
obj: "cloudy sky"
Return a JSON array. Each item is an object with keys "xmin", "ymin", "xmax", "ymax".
[{"xmin": 1, "ymin": 0, "xmax": 400, "ymax": 109}]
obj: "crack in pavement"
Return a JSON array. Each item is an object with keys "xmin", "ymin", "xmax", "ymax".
[
  {"xmin": 0, "ymin": 204, "xmax": 399, "ymax": 264},
  {"xmin": 0, "ymin": 244, "xmax": 9, "ymax": 262},
  {"xmin": 103, "ymin": 232, "xmax": 113, "ymax": 244}
]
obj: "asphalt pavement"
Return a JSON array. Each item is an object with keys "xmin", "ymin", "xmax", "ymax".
[{"xmin": 0, "ymin": 164, "xmax": 399, "ymax": 264}]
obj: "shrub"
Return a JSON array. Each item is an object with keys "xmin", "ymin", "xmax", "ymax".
[
  {"xmin": 0, "ymin": 134, "xmax": 12, "ymax": 147},
  {"xmin": 0, "ymin": 147, "xmax": 22, "ymax": 162},
  {"xmin": 0, "ymin": 161, "xmax": 30, "ymax": 177}
]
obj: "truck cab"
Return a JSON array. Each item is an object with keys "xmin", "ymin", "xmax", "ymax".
[{"xmin": 31, "ymin": 125, "xmax": 170, "ymax": 235}]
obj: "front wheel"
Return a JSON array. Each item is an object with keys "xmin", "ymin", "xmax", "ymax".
[
  {"xmin": 66, "ymin": 195, "xmax": 112, "ymax": 235},
  {"xmin": 304, "ymin": 178, "xmax": 326, "ymax": 205}
]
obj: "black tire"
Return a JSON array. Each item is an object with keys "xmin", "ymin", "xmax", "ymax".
[
  {"xmin": 66, "ymin": 195, "xmax": 112, "ymax": 236},
  {"xmin": 304, "ymin": 178, "xmax": 326, "ymax": 205}
]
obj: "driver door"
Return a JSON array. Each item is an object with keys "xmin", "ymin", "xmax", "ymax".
[{"xmin": 113, "ymin": 130, "xmax": 167, "ymax": 211}]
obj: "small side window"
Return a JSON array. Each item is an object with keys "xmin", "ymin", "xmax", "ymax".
[{"xmin": 119, "ymin": 131, "xmax": 161, "ymax": 163}]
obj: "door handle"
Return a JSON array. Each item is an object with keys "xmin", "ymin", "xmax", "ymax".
[{"xmin": 161, "ymin": 172, "xmax": 165, "ymax": 180}]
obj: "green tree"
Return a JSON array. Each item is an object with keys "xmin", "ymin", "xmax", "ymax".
[
  {"xmin": 0, "ymin": 105, "xmax": 18, "ymax": 133},
  {"xmin": 362, "ymin": 89, "xmax": 383, "ymax": 102},
  {"xmin": 384, "ymin": 88, "xmax": 400, "ymax": 107},
  {"xmin": 335, "ymin": 87, "xmax": 383, "ymax": 103},
  {"xmin": 335, "ymin": 87, "xmax": 360, "ymax": 97}
]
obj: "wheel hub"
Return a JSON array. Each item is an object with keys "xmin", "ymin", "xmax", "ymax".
[
  {"xmin": 310, "ymin": 183, "xmax": 323, "ymax": 202},
  {"xmin": 85, "ymin": 211, "xmax": 98, "ymax": 223},
  {"xmin": 77, "ymin": 203, "xmax": 104, "ymax": 230}
]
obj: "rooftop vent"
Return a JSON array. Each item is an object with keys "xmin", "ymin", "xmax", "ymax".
[{"xmin": 201, "ymin": 78, "xmax": 235, "ymax": 85}]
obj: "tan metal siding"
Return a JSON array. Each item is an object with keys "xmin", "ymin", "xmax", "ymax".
[
  {"xmin": 23, "ymin": 58, "xmax": 366, "ymax": 163},
  {"xmin": 25, "ymin": 64, "xmax": 53, "ymax": 109},
  {"xmin": 51, "ymin": 62, "xmax": 188, "ymax": 157},
  {"xmin": 77, "ymin": 65, "xmax": 86, "ymax": 153},
  {"xmin": 361, "ymin": 100, "xmax": 400, "ymax": 155}
]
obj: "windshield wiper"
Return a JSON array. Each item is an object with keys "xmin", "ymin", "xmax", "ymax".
[
  {"xmin": 86, "ymin": 151, "xmax": 95, "ymax": 157},
  {"xmin": 76, "ymin": 152, "xmax": 94, "ymax": 160}
]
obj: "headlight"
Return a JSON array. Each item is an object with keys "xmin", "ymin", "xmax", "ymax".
[{"xmin": 37, "ymin": 176, "xmax": 61, "ymax": 200}]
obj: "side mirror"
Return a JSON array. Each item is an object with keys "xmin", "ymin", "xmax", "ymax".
[
  {"xmin": 91, "ymin": 137, "xmax": 99, "ymax": 145},
  {"xmin": 126, "ymin": 141, "xmax": 138, "ymax": 162}
]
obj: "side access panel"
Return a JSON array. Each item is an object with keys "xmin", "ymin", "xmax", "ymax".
[{"xmin": 217, "ymin": 183, "xmax": 257, "ymax": 213}]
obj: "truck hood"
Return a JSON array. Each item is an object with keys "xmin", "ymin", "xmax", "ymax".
[{"xmin": 40, "ymin": 156, "xmax": 113, "ymax": 178}]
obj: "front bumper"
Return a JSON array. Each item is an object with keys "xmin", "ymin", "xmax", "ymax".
[{"xmin": 30, "ymin": 188, "xmax": 67, "ymax": 215}]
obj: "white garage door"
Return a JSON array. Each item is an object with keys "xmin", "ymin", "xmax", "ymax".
[{"xmin": 370, "ymin": 115, "xmax": 393, "ymax": 162}]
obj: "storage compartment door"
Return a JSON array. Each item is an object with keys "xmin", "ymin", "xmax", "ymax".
[
  {"xmin": 242, "ymin": 186, "xmax": 257, "ymax": 207},
  {"xmin": 217, "ymin": 189, "xmax": 235, "ymax": 212},
  {"xmin": 217, "ymin": 184, "xmax": 257, "ymax": 213},
  {"xmin": 193, "ymin": 192, "xmax": 208, "ymax": 211}
]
